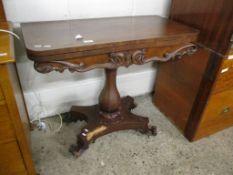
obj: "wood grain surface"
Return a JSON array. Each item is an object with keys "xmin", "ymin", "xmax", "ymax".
[
  {"xmin": 170, "ymin": 0, "xmax": 233, "ymax": 55},
  {"xmin": 154, "ymin": 0, "xmax": 233, "ymax": 141},
  {"xmin": 0, "ymin": 64, "xmax": 36, "ymax": 175},
  {"xmin": 0, "ymin": 22, "xmax": 15, "ymax": 64},
  {"xmin": 154, "ymin": 47, "xmax": 210, "ymax": 131},
  {"xmin": 193, "ymin": 89, "xmax": 233, "ymax": 140},
  {"xmin": 0, "ymin": 0, "xmax": 6, "ymax": 21},
  {"xmin": 0, "ymin": 86, "xmax": 4, "ymax": 101},
  {"xmin": 0, "ymin": 2, "xmax": 36, "ymax": 171}
]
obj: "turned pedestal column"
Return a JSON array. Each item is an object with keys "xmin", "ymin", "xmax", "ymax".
[{"xmin": 99, "ymin": 69, "xmax": 121, "ymax": 121}]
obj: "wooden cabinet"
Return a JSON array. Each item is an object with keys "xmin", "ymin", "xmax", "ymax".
[
  {"xmin": 154, "ymin": 0, "xmax": 233, "ymax": 141},
  {"xmin": 0, "ymin": 0, "xmax": 5, "ymax": 22},
  {"xmin": 0, "ymin": 2, "xmax": 36, "ymax": 174},
  {"xmin": 0, "ymin": 120, "xmax": 15, "ymax": 142},
  {"xmin": 0, "ymin": 102, "xmax": 10, "ymax": 121},
  {"xmin": 194, "ymin": 51, "xmax": 233, "ymax": 139},
  {"xmin": 195, "ymin": 89, "xmax": 233, "ymax": 139},
  {"xmin": 213, "ymin": 55, "xmax": 233, "ymax": 94},
  {"xmin": 0, "ymin": 87, "xmax": 4, "ymax": 100},
  {"xmin": 0, "ymin": 33, "xmax": 36, "ymax": 175},
  {"xmin": 0, "ymin": 141, "xmax": 28, "ymax": 175}
]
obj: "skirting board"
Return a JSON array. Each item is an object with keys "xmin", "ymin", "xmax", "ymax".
[{"xmin": 23, "ymin": 69, "xmax": 156, "ymax": 120}]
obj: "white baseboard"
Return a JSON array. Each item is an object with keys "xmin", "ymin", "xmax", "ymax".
[{"xmin": 23, "ymin": 69, "xmax": 156, "ymax": 119}]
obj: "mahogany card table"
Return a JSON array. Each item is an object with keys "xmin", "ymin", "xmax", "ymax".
[{"xmin": 21, "ymin": 16, "xmax": 198, "ymax": 156}]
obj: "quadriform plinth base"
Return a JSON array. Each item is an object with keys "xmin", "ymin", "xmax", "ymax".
[{"xmin": 63, "ymin": 96, "xmax": 156, "ymax": 157}]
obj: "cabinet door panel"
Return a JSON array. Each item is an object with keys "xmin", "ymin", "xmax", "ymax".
[
  {"xmin": 0, "ymin": 120, "xmax": 15, "ymax": 143},
  {"xmin": 0, "ymin": 141, "xmax": 27, "ymax": 175},
  {"xmin": 0, "ymin": 86, "xmax": 3, "ymax": 101},
  {"xmin": 0, "ymin": 104, "xmax": 10, "ymax": 121},
  {"xmin": 195, "ymin": 89, "xmax": 233, "ymax": 139}
]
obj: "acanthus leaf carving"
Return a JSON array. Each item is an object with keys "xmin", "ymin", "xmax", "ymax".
[
  {"xmin": 34, "ymin": 44, "xmax": 198, "ymax": 74},
  {"xmin": 109, "ymin": 44, "xmax": 198, "ymax": 67},
  {"xmin": 109, "ymin": 49, "xmax": 146, "ymax": 67},
  {"xmin": 34, "ymin": 61, "xmax": 85, "ymax": 74}
]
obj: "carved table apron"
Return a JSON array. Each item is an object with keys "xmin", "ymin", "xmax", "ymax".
[{"xmin": 21, "ymin": 16, "xmax": 199, "ymax": 157}]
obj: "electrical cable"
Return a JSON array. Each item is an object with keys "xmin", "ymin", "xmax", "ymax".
[{"xmin": 0, "ymin": 29, "xmax": 20, "ymax": 40}]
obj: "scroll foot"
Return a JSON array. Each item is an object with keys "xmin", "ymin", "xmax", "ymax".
[
  {"xmin": 140, "ymin": 125, "xmax": 157, "ymax": 136},
  {"xmin": 69, "ymin": 134, "xmax": 89, "ymax": 157}
]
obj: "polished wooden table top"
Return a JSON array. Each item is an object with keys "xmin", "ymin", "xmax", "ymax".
[{"xmin": 21, "ymin": 15, "xmax": 198, "ymax": 62}]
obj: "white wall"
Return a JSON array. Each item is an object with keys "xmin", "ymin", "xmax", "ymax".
[
  {"xmin": 2, "ymin": 0, "xmax": 171, "ymax": 119},
  {"xmin": 3, "ymin": 0, "xmax": 171, "ymax": 22}
]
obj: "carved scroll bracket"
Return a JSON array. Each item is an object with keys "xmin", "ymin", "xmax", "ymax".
[
  {"xmin": 109, "ymin": 43, "xmax": 198, "ymax": 67},
  {"xmin": 34, "ymin": 61, "xmax": 85, "ymax": 74},
  {"xmin": 34, "ymin": 43, "xmax": 198, "ymax": 73}
]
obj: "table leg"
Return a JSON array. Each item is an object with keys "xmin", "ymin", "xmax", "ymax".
[{"xmin": 63, "ymin": 68, "xmax": 156, "ymax": 157}]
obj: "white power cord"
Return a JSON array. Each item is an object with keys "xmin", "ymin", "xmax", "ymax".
[
  {"xmin": 56, "ymin": 113, "xmax": 63, "ymax": 132},
  {"xmin": 0, "ymin": 29, "xmax": 20, "ymax": 40},
  {"xmin": 51, "ymin": 113, "xmax": 63, "ymax": 133},
  {"xmin": 0, "ymin": 29, "xmax": 20, "ymax": 57},
  {"xmin": 29, "ymin": 91, "xmax": 63, "ymax": 133}
]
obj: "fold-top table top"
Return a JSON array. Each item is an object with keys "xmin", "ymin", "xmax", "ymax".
[{"xmin": 21, "ymin": 16, "xmax": 199, "ymax": 62}]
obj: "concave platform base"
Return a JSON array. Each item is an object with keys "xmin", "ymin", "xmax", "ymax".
[{"xmin": 63, "ymin": 96, "xmax": 156, "ymax": 157}]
